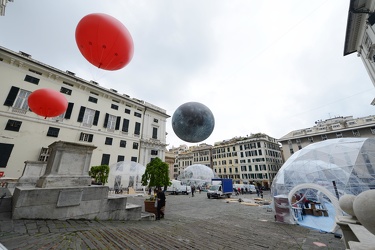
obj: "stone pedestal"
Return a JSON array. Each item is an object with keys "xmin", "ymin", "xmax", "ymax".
[
  {"xmin": 336, "ymin": 216, "xmax": 361, "ymax": 249},
  {"xmin": 36, "ymin": 141, "xmax": 96, "ymax": 188},
  {"xmin": 12, "ymin": 140, "xmax": 142, "ymax": 221},
  {"xmin": 17, "ymin": 161, "xmax": 47, "ymax": 187}
]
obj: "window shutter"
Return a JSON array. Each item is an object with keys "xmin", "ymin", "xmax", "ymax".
[
  {"xmin": 93, "ymin": 110, "xmax": 100, "ymax": 126},
  {"xmin": 104, "ymin": 113, "xmax": 109, "ymax": 128},
  {"xmin": 64, "ymin": 102, "xmax": 74, "ymax": 119},
  {"xmin": 134, "ymin": 122, "xmax": 141, "ymax": 135},
  {"xmin": 77, "ymin": 106, "xmax": 86, "ymax": 122},
  {"xmin": 0, "ymin": 143, "xmax": 14, "ymax": 167},
  {"xmin": 122, "ymin": 119, "xmax": 129, "ymax": 132},
  {"xmin": 152, "ymin": 127, "xmax": 158, "ymax": 139},
  {"xmin": 88, "ymin": 134, "xmax": 93, "ymax": 142},
  {"xmin": 115, "ymin": 116, "xmax": 121, "ymax": 130},
  {"xmin": 4, "ymin": 86, "xmax": 19, "ymax": 106},
  {"xmin": 79, "ymin": 132, "xmax": 84, "ymax": 141}
]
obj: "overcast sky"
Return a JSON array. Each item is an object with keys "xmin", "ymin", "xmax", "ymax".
[{"xmin": 1, "ymin": 0, "xmax": 374, "ymax": 149}]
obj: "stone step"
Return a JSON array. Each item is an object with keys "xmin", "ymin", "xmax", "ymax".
[{"xmin": 141, "ymin": 212, "xmax": 155, "ymax": 221}]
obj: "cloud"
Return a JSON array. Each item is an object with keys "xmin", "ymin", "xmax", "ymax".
[{"xmin": 1, "ymin": 0, "xmax": 374, "ymax": 149}]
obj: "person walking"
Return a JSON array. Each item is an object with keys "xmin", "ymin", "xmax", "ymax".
[
  {"xmin": 191, "ymin": 185, "xmax": 195, "ymax": 197},
  {"xmin": 156, "ymin": 188, "xmax": 166, "ymax": 220}
]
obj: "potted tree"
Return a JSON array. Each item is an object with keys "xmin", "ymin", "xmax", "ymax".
[
  {"xmin": 141, "ymin": 157, "xmax": 171, "ymax": 215},
  {"xmin": 89, "ymin": 165, "xmax": 110, "ymax": 185}
]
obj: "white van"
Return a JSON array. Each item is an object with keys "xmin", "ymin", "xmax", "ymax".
[
  {"xmin": 166, "ymin": 180, "xmax": 191, "ymax": 195},
  {"xmin": 246, "ymin": 184, "xmax": 257, "ymax": 193},
  {"xmin": 233, "ymin": 184, "xmax": 256, "ymax": 194}
]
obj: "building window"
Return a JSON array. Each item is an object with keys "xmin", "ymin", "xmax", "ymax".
[
  {"xmin": 295, "ymin": 139, "xmax": 301, "ymax": 144},
  {"xmin": 24, "ymin": 75, "xmax": 40, "ymax": 85},
  {"xmin": 125, "ymin": 108, "xmax": 131, "ymax": 114},
  {"xmin": 131, "ymin": 156, "xmax": 137, "ymax": 162},
  {"xmin": 134, "ymin": 112, "xmax": 142, "ymax": 118},
  {"xmin": 336, "ymin": 132, "xmax": 343, "ymax": 138},
  {"xmin": 117, "ymin": 155, "xmax": 125, "ymax": 162},
  {"xmin": 122, "ymin": 119, "xmax": 129, "ymax": 133},
  {"xmin": 133, "ymin": 142, "xmax": 139, "ymax": 149},
  {"xmin": 11, "ymin": 89, "xmax": 31, "ymax": 111},
  {"xmin": 88, "ymin": 96, "xmax": 98, "ymax": 103},
  {"xmin": 79, "ymin": 132, "xmax": 93, "ymax": 142},
  {"xmin": 5, "ymin": 120, "xmax": 22, "ymax": 132},
  {"xmin": 104, "ymin": 114, "xmax": 118, "ymax": 131},
  {"xmin": 47, "ymin": 127, "xmax": 60, "ymax": 137},
  {"xmin": 151, "ymin": 150, "xmax": 158, "ymax": 155},
  {"xmin": 153, "ymin": 118, "xmax": 159, "ymax": 123},
  {"xmin": 63, "ymin": 81, "xmax": 74, "ymax": 87},
  {"xmin": 29, "ymin": 69, "xmax": 42, "ymax": 75},
  {"xmin": 105, "ymin": 137, "xmax": 113, "ymax": 145},
  {"xmin": 321, "ymin": 134, "xmax": 328, "ymax": 140},
  {"xmin": 60, "ymin": 87, "xmax": 72, "ymax": 95},
  {"xmin": 134, "ymin": 122, "xmax": 141, "ymax": 135},
  {"xmin": 111, "ymin": 104, "xmax": 118, "ymax": 110},
  {"xmin": 371, "ymin": 127, "xmax": 375, "ymax": 134},
  {"xmin": 308, "ymin": 137, "xmax": 314, "ymax": 143},
  {"xmin": 298, "ymin": 145, "xmax": 302, "ymax": 150},
  {"xmin": 152, "ymin": 127, "xmax": 158, "ymax": 139},
  {"xmin": 101, "ymin": 154, "xmax": 110, "ymax": 165},
  {"xmin": 81, "ymin": 108, "xmax": 98, "ymax": 127},
  {"xmin": 289, "ymin": 148, "xmax": 294, "ymax": 154},
  {"xmin": 0, "ymin": 143, "xmax": 14, "ymax": 167},
  {"xmin": 120, "ymin": 140, "xmax": 126, "ymax": 148},
  {"xmin": 38, "ymin": 147, "xmax": 50, "ymax": 162},
  {"xmin": 352, "ymin": 130, "xmax": 360, "ymax": 137}
]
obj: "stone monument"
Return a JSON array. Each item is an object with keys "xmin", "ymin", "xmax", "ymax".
[{"xmin": 12, "ymin": 141, "xmax": 142, "ymax": 220}]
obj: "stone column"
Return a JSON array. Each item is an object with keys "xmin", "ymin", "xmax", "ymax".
[{"xmin": 36, "ymin": 141, "xmax": 97, "ymax": 188}]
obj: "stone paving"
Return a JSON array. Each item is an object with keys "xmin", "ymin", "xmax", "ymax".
[{"xmin": 0, "ymin": 191, "xmax": 345, "ymax": 249}]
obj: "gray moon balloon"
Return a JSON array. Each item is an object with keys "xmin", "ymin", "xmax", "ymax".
[{"xmin": 172, "ymin": 102, "xmax": 215, "ymax": 143}]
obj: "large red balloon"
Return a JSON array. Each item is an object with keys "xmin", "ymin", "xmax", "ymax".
[
  {"xmin": 28, "ymin": 89, "xmax": 68, "ymax": 118},
  {"xmin": 75, "ymin": 13, "xmax": 134, "ymax": 71}
]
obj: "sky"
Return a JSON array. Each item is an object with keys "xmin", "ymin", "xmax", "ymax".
[{"xmin": 1, "ymin": 0, "xmax": 375, "ymax": 149}]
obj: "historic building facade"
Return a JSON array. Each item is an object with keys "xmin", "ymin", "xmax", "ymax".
[
  {"xmin": 344, "ymin": 0, "xmax": 375, "ymax": 91},
  {"xmin": 0, "ymin": 45, "xmax": 169, "ymax": 178},
  {"xmin": 278, "ymin": 115, "xmax": 375, "ymax": 161},
  {"xmin": 212, "ymin": 134, "xmax": 283, "ymax": 188},
  {"xmin": 170, "ymin": 134, "xmax": 283, "ymax": 188}
]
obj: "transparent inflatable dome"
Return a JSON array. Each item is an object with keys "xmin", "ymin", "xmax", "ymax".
[
  {"xmin": 107, "ymin": 161, "xmax": 146, "ymax": 191},
  {"xmin": 272, "ymin": 138, "xmax": 375, "ymax": 197},
  {"xmin": 177, "ymin": 164, "xmax": 217, "ymax": 186},
  {"xmin": 271, "ymin": 138, "xmax": 375, "ymax": 232}
]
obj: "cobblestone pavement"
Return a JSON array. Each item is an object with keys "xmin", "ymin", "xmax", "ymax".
[{"xmin": 0, "ymin": 191, "xmax": 345, "ymax": 249}]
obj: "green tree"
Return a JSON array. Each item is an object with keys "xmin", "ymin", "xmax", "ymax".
[
  {"xmin": 141, "ymin": 157, "xmax": 171, "ymax": 188},
  {"xmin": 89, "ymin": 165, "xmax": 110, "ymax": 185}
]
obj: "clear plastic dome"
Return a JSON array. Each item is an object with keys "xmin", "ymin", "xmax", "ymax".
[
  {"xmin": 107, "ymin": 161, "xmax": 146, "ymax": 191},
  {"xmin": 271, "ymin": 138, "xmax": 375, "ymax": 232},
  {"xmin": 177, "ymin": 164, "xmax": 217, "ymax": 186},
  {"xmin": 272, "ymin": 138, "xmax": 375, "ymax": 197}
]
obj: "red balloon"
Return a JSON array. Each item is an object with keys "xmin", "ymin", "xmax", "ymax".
[
  {"xmin": 28, "ymin": 89, "xmax": 68, "ymax": 118},
  {"xmin": 75, "ymin": 13, "xmax": 134, "ymax": 71}
]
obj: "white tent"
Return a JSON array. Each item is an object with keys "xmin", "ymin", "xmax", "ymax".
[
  {"xmin": 107, "ymin": 161, "xmax": 146, "ymax": 191},
  {"xmin": 177, "ymin": 164, "xmax": 217, "ymax": 186}
]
